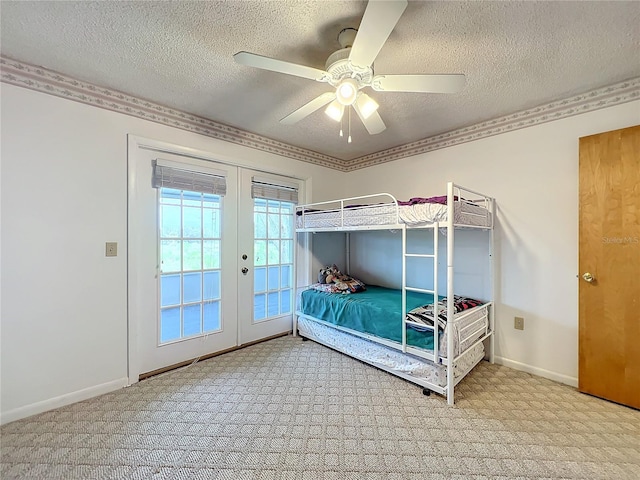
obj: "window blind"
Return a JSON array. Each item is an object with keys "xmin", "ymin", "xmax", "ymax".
[
  {"xmin": 152, "ymin": 161, "xmax": 226, "ymax": 195},
  {"xmin": 251, "ymin": 179, "xmax": 298, "ymax": 204}
]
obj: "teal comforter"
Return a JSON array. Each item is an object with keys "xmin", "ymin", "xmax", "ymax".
[{"xmin": 299, "ymin": 285, "xmax": 440, "ymax": 351}]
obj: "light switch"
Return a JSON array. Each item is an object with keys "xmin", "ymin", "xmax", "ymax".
[
  {"xmin": 514, "ymin": 316, "xmax": 525, "ymax": 330},
  {"xmin": 106, "ymin": 242, "xmax": 118, "ymax": 257}
]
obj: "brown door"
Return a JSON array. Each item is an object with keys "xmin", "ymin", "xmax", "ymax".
[{"xmin": 578, "ymin": 125, "xmax": 640, "ymax": 409}]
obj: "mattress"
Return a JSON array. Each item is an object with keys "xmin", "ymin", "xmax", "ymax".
[
  {"xmin": 297, "ymin": 316, "xmax": 485, "ymax": 387},
  {"xmin": 296, "ymin": 200, "xmax": 491, "ymax": 230},
  {"xmin": 298, "ymin": 285, "xmax": 489, "ymax": 358}
]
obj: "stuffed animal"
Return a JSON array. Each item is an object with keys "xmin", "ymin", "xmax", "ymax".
[
  {"xmin": 314, "ymin": 264, "xmax": 367, "ymax": 294},
  {"xmin": 318, "ymin": 264, "xmax": 342, "ymax": 284}
]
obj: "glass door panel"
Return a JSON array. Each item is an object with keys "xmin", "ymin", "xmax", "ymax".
[
  {"xmin": 237, "ymin": 169, "xmax": 301, "ymax": 344},
  {"xmin": 128, "ymin": 142, "xmax": 238, "ymax": 378}
]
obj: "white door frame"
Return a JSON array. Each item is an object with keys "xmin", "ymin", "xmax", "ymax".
[{"xmin": 127, "ymin": 135, "xmax": 311, "ymax": 385}]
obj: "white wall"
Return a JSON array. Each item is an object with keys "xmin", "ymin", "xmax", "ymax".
[
  {"xmin": 2, "ymin": 80, "xmax": 637, "ymax": 423},
  {"xmin": 345, "ymin": 100, "xmax": 640, "ymax": 386},
  {"xmin": 348, "ymin": 229, "xmax": 491, "ymax": 301},
  {"xmin": 0, "ymin": 84, "xmax": 345, "ymax": 424}
]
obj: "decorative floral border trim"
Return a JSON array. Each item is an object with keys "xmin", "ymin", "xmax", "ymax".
[
  {"xmin": 346, "ymin": 77, "xmax": 640, "ymax": 172},
  {"xmin": 0, "ymin": 56, "xmax": 346, "ymax": 171},
  {"xmin": 2, "ymin": 55, "xmax": 638, "ymax": 172}
]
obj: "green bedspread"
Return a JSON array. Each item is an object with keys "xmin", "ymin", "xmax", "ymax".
[{"xmin": 299, "ymin": 285, "xmax": 440, "ymax": 351}]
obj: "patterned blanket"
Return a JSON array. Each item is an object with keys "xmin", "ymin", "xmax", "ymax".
[{"xmin": 406, "ymin": 296, "xmax": 484, "ymax": 331}]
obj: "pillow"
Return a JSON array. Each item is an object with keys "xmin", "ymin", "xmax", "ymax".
[{"xmin": 406, "ymin": 295, "xmax": 484, "ymax": 331}]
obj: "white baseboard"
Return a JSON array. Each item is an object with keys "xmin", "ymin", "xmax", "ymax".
[
  {"xmin": 494, "ymin": 356, "xmax": 578, "ymax": 388},
  {"xmin": 0, "ymin": 377, "xmax": 129, "ymax": 425}
]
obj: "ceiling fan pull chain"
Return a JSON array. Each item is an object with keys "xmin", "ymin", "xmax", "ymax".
[{"xmin": 348, "ymin": 108, "xmax": 352, "ymax": 143}]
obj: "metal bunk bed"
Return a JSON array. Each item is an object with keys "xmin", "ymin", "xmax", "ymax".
[{"xmin": 294, "ymin": 182, "xmax": 495, "ymax": 405}]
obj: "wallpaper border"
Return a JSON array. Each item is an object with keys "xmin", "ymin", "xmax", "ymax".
[
  {"xmin": 346, "ymin": 78, "xmax": 640, "ymax": 171},
  {"xmin": 2, "ymin": 55, "xmax": 638, "ymax": 172}
]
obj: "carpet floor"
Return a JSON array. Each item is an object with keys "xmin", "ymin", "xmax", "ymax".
[{"xmin": 1, "ymin": 335, "xmax": 639, "ymax": 479}]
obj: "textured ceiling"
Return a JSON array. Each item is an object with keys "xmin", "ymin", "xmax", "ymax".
[{"xmin": 1, "ymin": 1, "xmax": 639, "ymax": 162}]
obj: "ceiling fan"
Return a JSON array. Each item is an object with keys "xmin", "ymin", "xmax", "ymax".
[{"xmin": 233, "ymin": 0, "xmax": 465, "ymax": 139}]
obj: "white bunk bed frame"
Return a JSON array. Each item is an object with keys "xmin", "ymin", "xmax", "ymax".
[{"xmin": 294, "ymin": 182, "xmax": 495, "ymax": 405}]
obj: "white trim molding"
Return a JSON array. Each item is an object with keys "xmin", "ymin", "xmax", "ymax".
[
  {"xmin": 2, "ymin": 55, "xmax": 638, "ymax": 172},
  {"xmin": 0, "ymin": 377, "xmax": 129, "ymax": 425},
  {"xmin": 494, "ymin": 356, "xmax": 578, "ymax": 388}
]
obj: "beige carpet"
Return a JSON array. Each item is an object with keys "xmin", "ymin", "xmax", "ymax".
[{"xmin": 1, "ymin": 335, "xmax": 639, "ymax": 479}]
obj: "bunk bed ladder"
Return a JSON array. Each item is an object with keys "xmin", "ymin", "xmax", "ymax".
[{"xmin": 401, "ymin": 223, "xmax": 441, "ymax": 362}]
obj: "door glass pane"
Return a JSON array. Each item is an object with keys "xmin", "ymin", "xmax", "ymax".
[
  {"xmin": 254, "ymin": 267, "xmax": 267, "ymax": 292},
  {"xmin": 281, "ymin": 240, "xmax": 293, "ymax": 263},
  {"xmin": 160, "ymin": 307, "xmax": 180, "ymax": 343},
  {"xmin": 161, "ymin": 274, "xmax": 181, "ymax": 307},
  {"xmin": 203, "ymin": 209, "xmax": 220, "ymax": 238},
  {"xmin": 159, "ymin": 188, "xmax": 223, "ymax": 344},
  {"xmin": 203, "ymin": 271, "xmax": 220, "ymax": 300},
  {"xmin": 183, "ymin": 240, "xmax": 202, "ymax": 271},
  {"xmin": 254, "ymin": 212, "xmax": 267, "ymax": 238},
  {"xmin": 254, "ymin": 240, "xmax": 267, "ymax": 266},
  {"xmin": 203, "ymin": 240, "xmax": 220, "ymax": 269},
  {"xmin": 160, "ymin": 240, "xmax": 181, "ymax": 273},
  {"xmin": 252, "ymin": 198, "xmax": 295, "ymax": 322},
  {"xmin": 281, "ymin": 289, "xmax": 291, "ymax": 314},
  {"xmin": 254, "ymin": 294, "xmax": 266, "ymax": 320},
  {"xmin": 268, "ymin": 213, "xmax": 280, "ymax": 238},
  {"xmin": 267, "ymin": 292, "xmax": 279, "ymax": 317},
  {"xmin": 183, "ymin": 304, "xmax": 202, "ymax": 336},
  {"xmin": 161, "ymin": 205, "xmax": 181, "ymax": 237},
  {"xmin": 183, "ymin": 207, "xmax": 201, "ymax": 238},
  {"xmin": 281, "ymin": 265, "xmax": 291, "ymax": 289},
  {"xmin": 204, "ymin": 301, "xmax": 221, "ymax": 332},
  {"xmin": 202, "ymin": 194, "xmax": 220, "ymax": 208},
  {"xmin": 183, "ymin": 272, "xmax": 202, "ymax": 303},
  {"xmin": 254, "ymin": 198, "xmax": 267, "ymax": 212},
  {"xmin": 268, "ymin": 266, "xmax": 279, "ymax": 290},
  {"xmin": 267, "ymin": 240, "xmax": 280, "ymax": 264}
]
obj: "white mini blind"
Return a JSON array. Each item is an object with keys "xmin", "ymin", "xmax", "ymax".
[
  {"xmin": 251, "ymin": 179, "xmax": 298, "ymax": 204},
  {"xmin": 152, "ymin": 161, "xmax": 226, "ymax": 195}
]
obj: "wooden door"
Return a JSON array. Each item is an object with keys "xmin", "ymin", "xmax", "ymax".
[{"xmin": 578, "ymin": 125, "xmax": 640, "ymax": 409}]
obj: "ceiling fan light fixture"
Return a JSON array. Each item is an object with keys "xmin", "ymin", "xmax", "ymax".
[
  {"xmin": 336, "ymin": 78, "xmax": 359, "ymax": 105},
  {"xmin": 357, "ymin": 93, "xmax": 379, "ymax": 119},
  {"xmin": 325, "ymin": 100, "xmax": 345, "ymax": 122}
]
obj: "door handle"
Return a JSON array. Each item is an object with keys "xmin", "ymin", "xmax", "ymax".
[
  {"xmin": 582, "ymin": 272, "xmax": 595, "ymax": 283},
  {"xmin": 241, "ymin": 267, "xmax": 249, "ymax": 275}
]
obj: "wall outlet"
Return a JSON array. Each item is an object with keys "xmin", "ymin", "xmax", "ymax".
[
  {"xmin": 514, "ymin": 316, "xmax": 525, "ymax": 330},
  {"xmin": 106, "ymin": 242, "xmax": 118, "ymax": 257}
]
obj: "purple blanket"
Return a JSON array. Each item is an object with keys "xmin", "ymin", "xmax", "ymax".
[{"xmin": 397, "ymin": 195, "xmax": 458, "ymax": 206}]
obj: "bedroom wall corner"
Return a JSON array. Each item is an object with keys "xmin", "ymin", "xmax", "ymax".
[{"xmin": 342, "ymin": 100, "xmax": 640, "ymax": 386}]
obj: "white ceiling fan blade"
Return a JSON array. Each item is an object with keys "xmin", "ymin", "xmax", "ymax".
[
  {"xmin": 354, "ymin": 100, "xmax": 386, "ymax": 134},
  {"xmin": 234, "ymin": 51, "xmax": 329, "ymax": 82},
  {"xmin": 371, "ymin": 74, "xmax": 466, "ymax": 93},
  {"xmin": 349, "ymin": 0, "xmax": 408, "ymax": 70},
  {"xmin": 280, "ymin": 92, "xmax": 336, "ymax": 125}
]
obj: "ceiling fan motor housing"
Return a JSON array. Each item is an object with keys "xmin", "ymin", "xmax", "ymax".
[{"xmin": 325, "ymin": 47, "xmax": 373, "ymax": 87}]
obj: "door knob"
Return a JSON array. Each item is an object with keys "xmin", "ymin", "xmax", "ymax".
[
  {"xmin": 582, "ymin": 272, "xmax": 595, "ymax": 283},
  {"xmin": 241, "ymin": 267, "xmax": 249, "ymax": 275}
]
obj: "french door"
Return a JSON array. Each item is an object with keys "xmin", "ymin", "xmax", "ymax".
[
  {"xmin": 128, "ymin": 137, "xmax": 302, "ymax": 380},
  {"xmin": 238, "ymin": 169, "xmax": 298, "ymax": 344}
]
